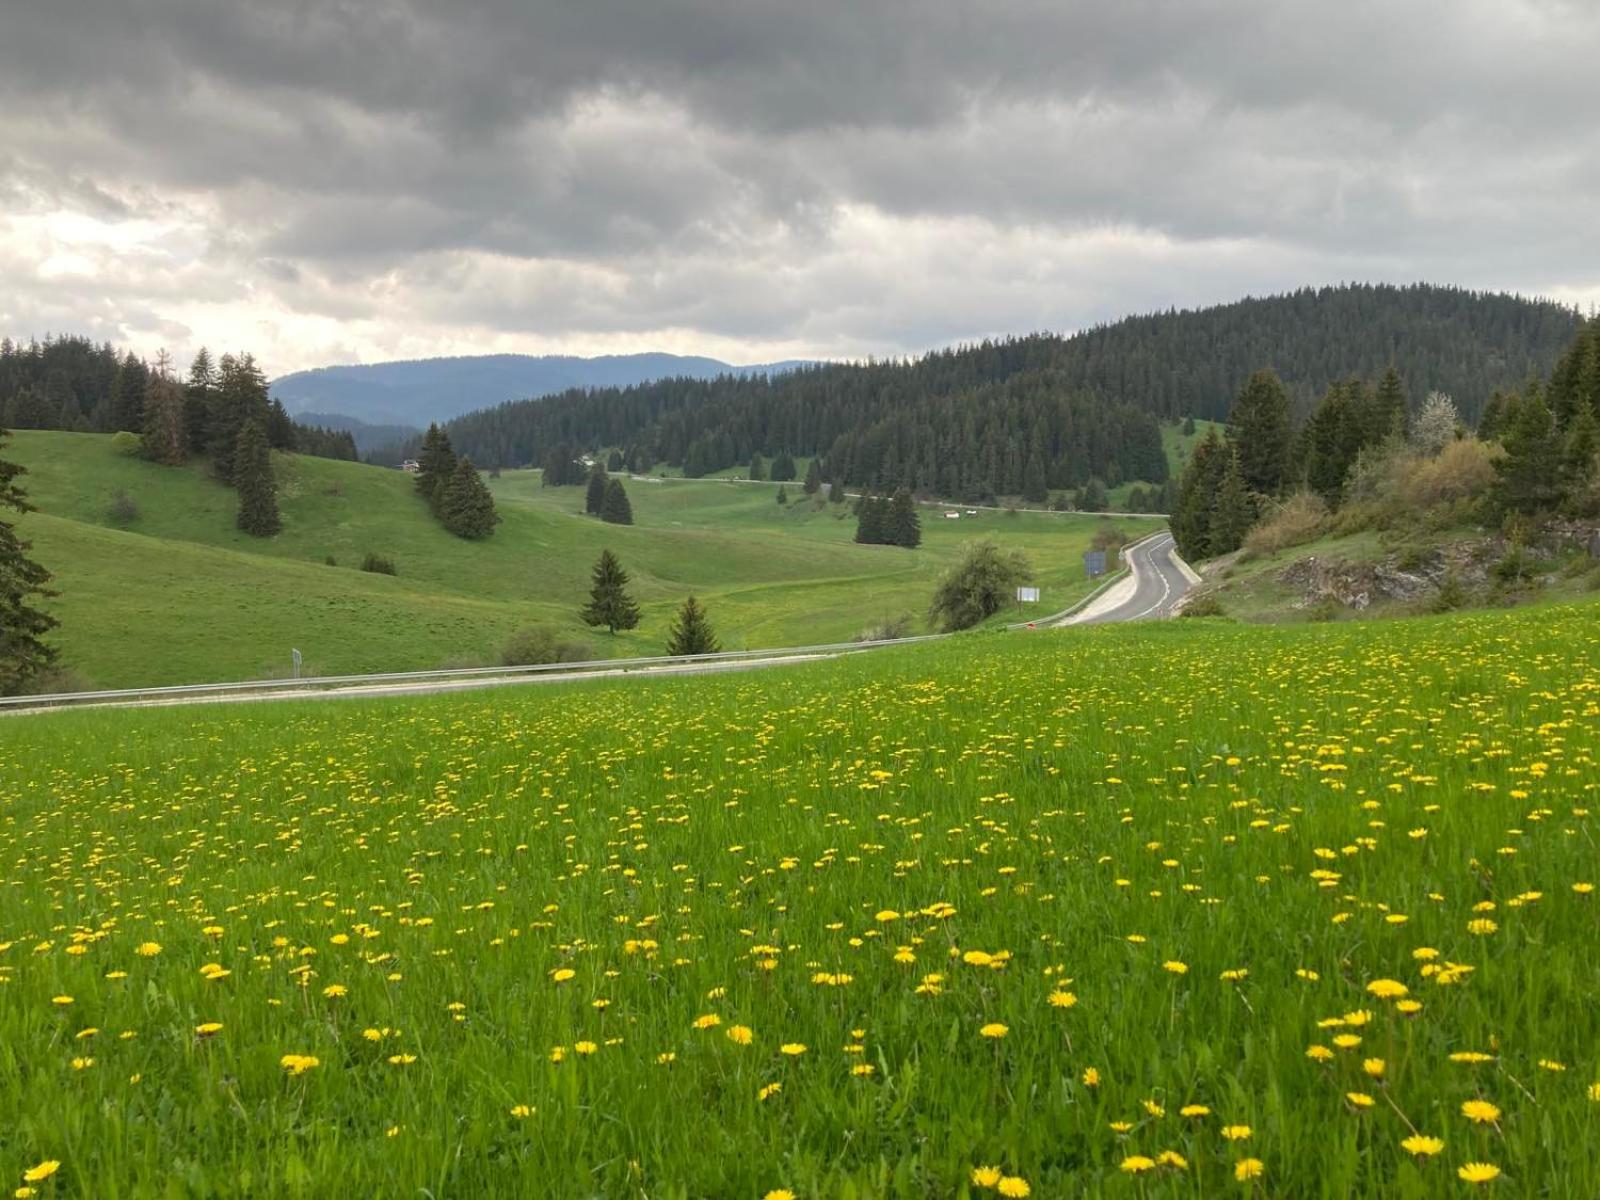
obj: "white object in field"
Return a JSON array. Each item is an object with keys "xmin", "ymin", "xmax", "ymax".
[
  {"xmin": 1017, "ymin": 586, "xmax": 1041, "ymax": 603},
  {"xmin": 944, "ymin": 511, "xmax": 960, "ymax": 519}
]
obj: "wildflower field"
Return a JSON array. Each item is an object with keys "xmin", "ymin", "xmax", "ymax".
[{"xmin": 3, "ymin": 602, "xmax": 1598, "ymax": 1197}]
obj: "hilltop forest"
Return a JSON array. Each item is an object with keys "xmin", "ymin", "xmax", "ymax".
[{"xmin": 387, "ymin": 285, "xmax": 1578, "ymax": 503}]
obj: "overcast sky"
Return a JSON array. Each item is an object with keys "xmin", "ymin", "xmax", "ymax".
[{"xmin": 3, "ymin": 1, "xmax": 1598, "ymax": 376}]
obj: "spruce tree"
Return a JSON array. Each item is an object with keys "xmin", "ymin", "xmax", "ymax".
[
  {"xmin": 1079, "ymin": 477, "xmax": 1109, "ymax": 512},
  {"xmin": 802, "ymin": 458, "xmax": 822, "ymax": 495},
  {"xmin": 1493, "ymin": 387, "xmax": 1564, "ymax": 516},
  {"xmin": 607, "ymin": 449, "xmax": 624, "ymax": 471},
  {"xmin": 1171, "ymin": 428, "xmax": 1228, "ymax": 561},
  {"xmin": 183, "ymin": 349, "xmax": 216, "ymax": 456},
  {"xmin": 775, "ymin": 485, "xmax": 789, "ymax": 506},
  {"xmin": 580, "ymin": 550, "xmax": 641, "ymax": 633},
  {"xmin": 415, "ymin": 424, "xmax": 458, "ymax": 509},
  {"xmin": 0, "ymin": 425, "xmax": 58, "ymax": 693},
  {"xmin": 109, "ymin": 352, "xmax": 149, "ymax": 434},
  {"xmin": 438, "ymin": 457, "xmax": 499, "ymax": 538},
  {"xmin": 209, "ymin": 354, "xmax": 269, "ymax": 483},
  {"xmin": 1209, "ymin": 449, "xmax": 1254, "ymax": 554},
  {"xmin": 888, "ymin": 487, "xmax": 922, "ymax": 547},
  {"xmin": 771, "ymin": 451, "xmax": 796, "ymax": 481},
  {"xmin": 1369, "ymin": 367, "xmax": 1409, "ymax": 444},
  {"xmin": 855, "ymin": 494, "xmax": 885, "ymax": 543},
  {"xmin": 1021, "ymin": 452, "xmax": 1048, "ymax": 504},
  {"xmin": 140, "ymin": 364, "xmax": 188, "ymax": 466},
  {"xmin": 829, "ymin": 475, "xmax": 847, "ymax": 504},
  {"xmin": 748, "ymin": 453, "xmax": 765, "ymax": 481},
  {"xmin": 585, "ymin": 462, "xmax": 609, "ymax": 515},
  {"xmin": 601, "ymin": 478, "xmax": 634, "ymax": 525},
  {"xmin": 665, "ymin": 595, "xmax": 720, "ymax": 656},
  {"xmin": 233, "ymin": 419, "xmax": 281, "ymax": 537},
  {"xmin": 266, "ymin": 398, "xmax": 296, "ymax": 450},
  {"xmin": 1227, "ymin": 369, "xmax": 1293, "ymax": 496}
]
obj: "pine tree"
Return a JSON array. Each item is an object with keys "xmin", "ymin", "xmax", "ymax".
[
  {"xmin": 266, "ymin": 399, "xmax": 296, "ymax": 450},
  {"xmin": 1171, "ymin": 428, "xmax": 1229, "ymax": 561},
  {"xmin": 580, "ymin": 550, "xmax": 641, "ymax": 633},
  {"xmin": 438, "ymin": 457, "xmax": 499, "ymax": 538},
  {"xmin": 771, "ymin": 451, "xmax": 796, "ymax": 481},
  {"xmin": 0, "ymin": 424, "xmax": 58, "ymax": 693},
  {"xmin": 1369, "ymin": 367, "xmax": 1409, "ymax": 443},
  {"xmin": 1021, "ymin": 451, "xmax": 1048, "ymax": 504},
  {"xmin": 209, "ymin": 354, "xmax": 269, "ymax": 483},
  {"xmin": 1209, "ymin": 449, "xmax": 1253, "ymax": 554},
  {"xmin": 855, "ymin": 495, "xmax": 885, "ymax": 543},
  {"xmin": 775, "ymin": 485, "xmax": 789, "ymax": 506},
  {"xmin": 1227, "ymin": 369, "xmax": 1293, "ymax": 496},
  {"xmin": 802, "ymin": 458, "xmax": 822, "ymax": 495},
  {"xmin": 601, "ymin": 478, "xmax": 633, "ymax": 525},
  {"xmin": 1493, "ymin": 386, "xmax": 1564, "ymax": 516},
  {"xmin": 140, "ymin": 361, "xmax": 188, "ymax": 465},
  {"xmin": 888, "ymin": 487, "xmax": 922, "ymax": 547},
  {"xmin": 415, "ymin": 424, "xmax": 458, "ymax": 509},
  {"xmin": 183, "ymin": 349, "xmax": 216, "ymax": 456},
  {"xmin": 607, "ymin": 449, "xmax": 624, "ymax": 471},
  {"xmin": 1079, "ymin": 477, "xmax": 1108, "ymax": 512},
  {"xmin": 748, "ymin": 452, "xmax": 765, "ymax": 481},
  {"xmin": 829, "ymin": 475, "xmax": 847, "ymax": 504},
  {"xmin": 1561, "ymin": 405, "xmax": 1599, "ymax": 503},
  {"xmin": 585, "ymin": 462, "xmax": 609, "ymax": 515},
  {"xmin": 109, "ymin": 352, "xmax": 149, "ymax": 434},
  {"xmin": 233, "ymin": 419, "xmax": 281, "ymax": 537},
  {"xmin": 665, "ymin": 595, "xmax": 720, "ymax": 656}
]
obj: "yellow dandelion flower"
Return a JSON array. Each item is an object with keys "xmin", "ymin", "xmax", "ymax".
[
  {"xmin": 1457, "ymin": 1163, "xmax": 1501, "ymax": 1184},
  {"xmin": 1234, "ymin": 1158, "xmax": 1264, "ymax": 1181},
  {"xmin": 1401, "ymin": 1135, "xmax": 1443, "ymax": 1156},
  {"xmin": 970, "ymin": 1166, "xmax": 1002, "ymax": 1189},
  {"xmin": 1460, "ymin": 1099, "xmax": 1500, "ymax": 1124},
  {"xmin": 1119, "ymin": 1156, "xmax": 1156, "ymax": 1174},
  {"xmin": 780, "ymin": 1043, "xmax": 807, "ymax": 1056},
  {"xmin": 22, "ymin": 1163, "xmax": 59, "ymax": 1184},
  {"xmin": 997, "ymin": 1177, "xmax": 1030, "ymax": 1197},
  {"xmin": 726, "ymin": 1025, "xmax": 754, "ymax": 1046},
  {"xmin": 979, "ymin": 1023, "xmax": 1009, "ymax": 1039},
  {"xmin": 1221, "ymin": 1125, "xmax": 1252, "ymax": 1141}
]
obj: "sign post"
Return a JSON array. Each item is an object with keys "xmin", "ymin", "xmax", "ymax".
[
  {"xmin": 292, "ymin": 648, "xmax": 302, "ymax": 680},
  {"xmin": 1016, "ymin": 586, "xmax": 1041, "ymax": 603},
  {"xmin": 1083, "ymin": 550, "xmax": 1107, "ymax": 578}
]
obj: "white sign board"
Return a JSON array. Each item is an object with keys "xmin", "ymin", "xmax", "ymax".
[{"xmin": 1016, "ymin": 586, "xmax": 1041, "ymax": 603}]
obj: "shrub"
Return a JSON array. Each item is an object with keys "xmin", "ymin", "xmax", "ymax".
[
  {"xmin": 1397, "ymin": 438, "xmax": 1500, "ymax": 511},
  {"xmin": 360, "ymin": 553, "xmax": 397, "ymax": 576},
  {"xmin": 500, "ymin": 626, "xmax": 592, "ymax": 667},
  {"xmin": 110, "ymin": 431, "xmax": 142, "ymax": 456},
  {"xmin": 1492, "ymin": 545, "xmax": 1537, "ymax": 586},
  {"xmin": 324, "ymin": 555, "xmax": 338, "ymax": 566},
  {"xmin": 106, "ymin": 490, "xmax": 140, "ymax": 525},
  {"xmin": 1180, "ymin": 593, "xmax": 1226, "ymax": 618},
  {"xmin": 1241, "ymin": 492, "xmax": 1326, "ymax": 559},
  {"xmin": 928, "ymin": 540, "xmax": 1033, "ymax": 631},
  {"xmin": 1429, "ymin": 572, "xmax": 1467, "ymax": 612},
  {"xmin": 854, "ymin": 614, "xmax": 914, "ymax": 643},
  {"xmin": 1306, "ymin": 596, "xmax": 1342, "ymax": 622},
  {"xmin": 1090, "ymin": 524, "xmax": 1129, "ymax": 554}
]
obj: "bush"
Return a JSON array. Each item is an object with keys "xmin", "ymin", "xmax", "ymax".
[
  {"xmin": 928, "ymin": 540, "xmax": 1033, "ymax": 631},
  {"xmin": 500, "ymin": 626, "xmax": 593, "ymax": 667},
  {"xmin": 853, "ymin": 614, "xmax": 914, "ymax": 643},
  {"xmin": 1429, "ymin": 572, "xmax": 1467, "ymax": 613},
  {"xmin": 324, "ymin": 555, "xmax": 338, "ymax": 566},
  {"xmin": 1090, "ymin": 524, "xmax": 1129, "ymax": 554},
  {"xmin": 110, "ymin": 431, "xmax": 142, "ymax": 457},
  {"xmin": 1492, "ymin": 545, "xmax": 1537, "ymax": 586},
  {"xmin": 106, "ymin": 490, "xmax": 140, "ymax": 526},
  {"xmin": 360, "ymin": 553, "xmax": 397, "ymax": 576},
  {"xmin": 1180, "ymin": 593, "xmax": 1226, "ymax": 618},
  {"xmin": 1241, "ymin": 492, "xmax": 1326, "ymax": 559},
  {"xmin": 1397, "ymin": 438, "xmax": 1500, "ymax": 511}
]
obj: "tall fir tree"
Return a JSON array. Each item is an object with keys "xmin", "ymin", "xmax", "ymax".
[
  {"xmin": 771, "ymin": 451, "xmax": 796, "ymax": 481},
  {"xmin": 183, "ymin": 349, "xmax": 217, "ymax": 456},
  {"xmin": 209, "ymin": 354, "xmax": 269, "ymax": 483},
  {"xmin": 585, "ymin": 462, "xmax": 609, "ymax": 515},
  {"xmin": 748, "ymin": 452, "xmax": 765, "ymax": 481},
  {"xmin": 1171, "ymin": 428, "xmax": 1229, "ymax": 561},
  {"xmin": 665, "ymin": 595, "xmax": 720, "ymax": 656},
  {"xmin": 140, "ymin": 359, "xmax": 188, "ymax": 466},
  {"xmin": 1209, "ymin": 448, "xmax": 1254, "ymax": 554},
  {"xmin": 1493, "ymin": 385, "xmax": 1564, "ymax": 516},
  {"xmin": 854, "ymin": 494, "xmax": 886, "ymax": 543},
  {"xmin": 415, "ymin": 424, "xmax": 458, "ymax": 509},
  {"xmin": 266, "ymin": 399, "xmax": 296, "ymax": 450},
  {"xmin": 802, "ymin": 457, "xmax": 822, "ymax": 495},
  {"xmin": 580, "ymin": 550, "xmax": 641, "ymax": 633},
  {"xmin": 888, "ymin": 487, "xmax": 922, "ymax": 547},
  {"xmin": 1227, "ymin": 369, "xmax": 1293, "ymax": 497},
  {"xmin": 600, "ymin": 478, "xmax": 634, "ymax": 525},
  {"xmin": 1369, "ymin": 366, "xmax": 1409, "ymax": 444},
  {"xmin": 438, "ymin": 457, "xmax": 499, "ymax": 538},
  {"xmin": 109, "ymin": 352, "xmax": 149, "ymax": 434},
  {"xmin": 829, "ymin": 475, "xmax": 847, "ymax": 504},
  {"xmin": 0, "ymin": 424, "xmax": 58, "ymax": 694},
  {"xmin": 233, "ymin": 419, "xmax": 281, "ymax": 537}
]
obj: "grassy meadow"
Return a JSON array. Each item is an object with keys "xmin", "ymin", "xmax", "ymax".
[
  {"xmin": 2, "ymin": 600, "xmax": 1597, "ymax": 1196},
  {"xmin": 5, "ymin": 431, "xmax": 1160, "ymax": 687}
]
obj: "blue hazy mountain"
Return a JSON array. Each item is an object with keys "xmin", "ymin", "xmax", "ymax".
[{"xmin": 271, "ymin": 352, "xmax": 816, "ymax": 430}]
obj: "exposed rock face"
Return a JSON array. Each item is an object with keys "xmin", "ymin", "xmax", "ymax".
[{"xmin": 1273, "ymin": 534, "xmax": 1576, "ymax": 611}]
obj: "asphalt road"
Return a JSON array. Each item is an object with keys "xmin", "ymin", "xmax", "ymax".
[{"xmin": 1060, "ymin": 532, "xmax": 1198, "ymax": 625}]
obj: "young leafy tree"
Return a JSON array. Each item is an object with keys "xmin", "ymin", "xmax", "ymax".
[
  {"xmin": 927, "ymin": 539, "xmax": 1033, "ymax": 631},
  {"xmin": 665, "ymin": 595, "xmax": 720, "ymax": 656},
  {"xmin": 888, "ymin": 487, "xmax": 922, "ymax": 548},
  {"xmin": 1227, "ymin": 369, "xmax": 1293, "ymax": 496},
  {"xmin": 585, "ymin": 462, "xmax": 609, "ymax": 515},
  {"xmin": 0, "ymin": 424, "xmax": 58, "ymax": 693},
  {"xmin": 600, "ymin": 478, "xmax": 634, "ymax": 525},
  {"xmin": 438, "ymin": 457, "xmax": 499, "ymax": 538},
  {"xmin": 580, "ymin": 550, "xmax": 641, "ymax": 634},
  {"xmin": 233, "ymin": 419, "xmax": 281, "ymax": 537}
]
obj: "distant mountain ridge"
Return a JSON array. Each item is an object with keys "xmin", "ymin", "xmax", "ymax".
[{"xmin": 270, "ymin": 352, "xmax": 817, "ymax": 431}]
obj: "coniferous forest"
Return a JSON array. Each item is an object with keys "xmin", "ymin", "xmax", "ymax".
[{"xmin": 384, "ymin": 285, "xmax": 1578, "ymax": 502}]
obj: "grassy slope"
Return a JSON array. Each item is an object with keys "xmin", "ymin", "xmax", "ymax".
[
  {"xmin": 8, "ymin": 431, "xmax": 1160, "ymax": 686},
  {"xmin": 3, "ymin": 600, "xmax": 1597, "ymax": 1197}
]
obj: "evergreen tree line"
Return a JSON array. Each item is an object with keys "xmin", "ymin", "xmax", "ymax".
[
  {"xmin": 0, "ymin": 424, "xmax": 57, "ymax": 694},
  {"xmin": 854, "ymin": 489, "xmax": 922, "ymax": 548},
  {"xmin": 388, "ymin": 284, "xmax": 1577, "ymax": 492},
  {"xmin": 0, "ymin": 336, "xmax": 356, "ymax": 462},
  {"xmin": 579, "ymin": 550, "xmax": 718, "ymax": 655},
  {"xmin": 583, "ymin": 463, "xmax": 634, "ymax": 525},
  {"xmin": 1172, "ymin": 319, "xmax": 1600, "ymax": 561},
  {"xmin": 413, "ymin": 425, "xmax": 500, "ymax": 539}
]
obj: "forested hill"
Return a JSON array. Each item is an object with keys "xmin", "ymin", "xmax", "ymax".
[{"xmin": 407, "ymin": 284, "xmax": 1578, "ymax": 500}]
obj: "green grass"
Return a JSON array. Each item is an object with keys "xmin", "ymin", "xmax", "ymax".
[
  {"xmin": 6, "ymin": 431, "xmax": 1160, "ymax": 687},
  {"xmin": 2, "ymin": 599, "xmax": 1597, "ymax": 1196}
]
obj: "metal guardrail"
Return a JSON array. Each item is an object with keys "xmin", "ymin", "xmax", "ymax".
[
  {"xmin": 0, "ymin": 634, "xmax": 950, "ymax": 711},
  {"xmin": 4, "ymin": 531, "xmax": 1175, "ymax": 713}
]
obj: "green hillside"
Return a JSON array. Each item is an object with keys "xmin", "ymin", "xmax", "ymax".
[{"xmin": 7, "ymin": 431, "xmax": 1160, "ymax": 687}]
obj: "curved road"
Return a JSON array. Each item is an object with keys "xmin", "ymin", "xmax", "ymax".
[{"xmin": 1057, "ymin": 532, "xmax": 1198, "ymax": 625}]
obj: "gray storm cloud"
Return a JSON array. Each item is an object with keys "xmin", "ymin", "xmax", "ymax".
[{"xmin": 1, "ymin": 0, "xmax": 1597, "ymax": 372}]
